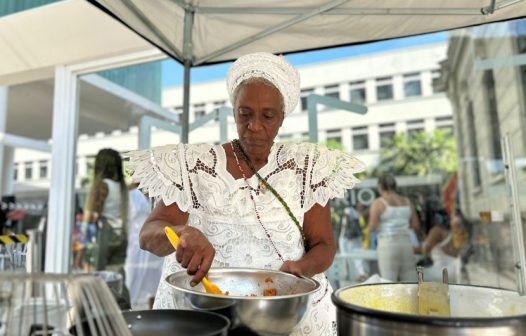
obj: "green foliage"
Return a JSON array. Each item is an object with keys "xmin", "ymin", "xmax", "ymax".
[
  {"xmin": 325, "ymin": 139, "xmax": 344, "ymax": 150},
  {"xmin": 372, "ymin": 129, "xmax": 457, "ymax": 177}
]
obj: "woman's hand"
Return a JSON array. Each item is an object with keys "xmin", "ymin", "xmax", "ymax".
[
  {"xmin": 280, "ymin": 260, "xmax": 304, "ymax": 277},
  {"xmin": 175, "ymin": 226, "xmax": 216, "ymax": 286}
]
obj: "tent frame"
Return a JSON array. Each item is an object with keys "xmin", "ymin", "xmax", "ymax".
[{"xmin": 109, "ymin": 0, "xmax": 525, "ymax": 143}]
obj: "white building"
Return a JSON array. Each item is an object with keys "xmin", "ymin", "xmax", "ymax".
[{"xmin": 14, "ymin": 42, "xmax": 451, "ymax": 192}]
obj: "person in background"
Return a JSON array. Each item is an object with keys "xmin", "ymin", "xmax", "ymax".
[
  {"xmin": 124, "ymin": 183, "xmax": 163, "ymax": 309},
  {"xmin": 83, "ymin": 148, "xmax": 128, "ymax": 271},
  {"xmin": 339, "ymin": 203, "xmax": 369, "ymax": 281},
  {"xmin": 367, "ymin": 173, "xmax": 420, "ymax": 282},
  {"xmin": 127, "ymin": 52, "xmax": 365, "ymax": 335},
  {"xmin": 415, "ymin": 209, "xmax": 468, "ymax": 283}
]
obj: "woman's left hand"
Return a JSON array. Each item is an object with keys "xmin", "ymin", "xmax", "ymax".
[{"xmin": 280, "ymin": 260, "xmax": 304, "ymax": 276}]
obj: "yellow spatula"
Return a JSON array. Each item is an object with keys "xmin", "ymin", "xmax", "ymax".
[
  {"xmin": 164, "ymin": 226, "xmax": 223, "ymax": 295},
  {"xmin": 417, "ymin": 266, "xmax": 451, "ymax": 317}
]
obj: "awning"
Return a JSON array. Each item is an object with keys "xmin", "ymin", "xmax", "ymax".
[{"xmin": 87, "ymin": 0, "xmax": 526, "ymax": 66}]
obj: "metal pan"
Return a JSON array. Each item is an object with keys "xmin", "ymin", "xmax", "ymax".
[{"xmin": 122, "ymin": 310, "xmax": 230, "ymax": 336}]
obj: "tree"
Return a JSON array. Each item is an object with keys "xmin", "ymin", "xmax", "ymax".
[{"xmin": 373, "ymin": 129, "xmax": 457, "ymax": 177}]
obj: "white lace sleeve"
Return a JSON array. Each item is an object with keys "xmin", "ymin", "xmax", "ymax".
[
  {"xmin": 304, "ymin": 145, "xmax": 365, "ymax": 210},
  {"xmin": 126, "ymin": 144, "xmax": 191, "ymax": 211}
]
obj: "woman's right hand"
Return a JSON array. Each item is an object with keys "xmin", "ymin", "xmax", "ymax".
[
  {"xmin": 140, "ymin": 201, "xmax": 215, "ymax": 285},
  {"xmin": 175, "ymin": 226, "xmax": 216, "ymax": 286}
]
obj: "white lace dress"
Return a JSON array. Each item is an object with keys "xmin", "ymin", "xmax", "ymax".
[{"xmin": 127, "ymin": 142, "xmax": 365, "ymax": 336}]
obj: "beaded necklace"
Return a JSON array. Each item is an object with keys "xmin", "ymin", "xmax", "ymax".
[
  {"xmin": 230, "ymin": 141, "xmax": 285, "ymax": 261},
  {"xmin": 230, "ymin": 139, "xmax": 328, "ymax": 305},
  {"xmin": 231, "ymin": 139, "xmax": 307, "ymax": 246}
]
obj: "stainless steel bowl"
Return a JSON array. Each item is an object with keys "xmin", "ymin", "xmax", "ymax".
[
  {"xmin": 165, "ymin": 268, "xmax": 320, "ymax": 336},
  {"xmin": 332, "ymin": 283, "xmax": 526, "ymax": 336}
]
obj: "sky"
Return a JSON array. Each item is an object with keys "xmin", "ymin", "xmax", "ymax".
[{"xmin": 161, "ymin": 32, "xmax": 448, "ymax": 88}]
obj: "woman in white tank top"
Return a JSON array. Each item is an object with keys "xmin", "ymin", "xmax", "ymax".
[{"xmin": 367, "ymin": 173, "xmax": 420, "ymax": 282}]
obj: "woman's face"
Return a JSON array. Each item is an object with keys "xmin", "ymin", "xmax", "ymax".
[{"xmin": 234, "ymin": 81, "xmax": 284, "ymax": 155}]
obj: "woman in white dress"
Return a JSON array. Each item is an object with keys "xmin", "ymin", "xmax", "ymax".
[
  {"xmin": 127, "ymin": 52, "xmax": 365, "ymax": 335},
  {"xmin": 367, "ymin": 173, "xmax": 420, "ymax": 282}
]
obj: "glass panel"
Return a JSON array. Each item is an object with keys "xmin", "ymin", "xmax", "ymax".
[
  {"xmin": 324, "ymin": 84, "xmax": 340, "ymax": 99},
  {"xmin": 376, "ymin": 77, "xmax": 393, "ymax": 101},
  {"xmin": 75, "ymin": 59, "xmax": 170, "ymax": 309}
]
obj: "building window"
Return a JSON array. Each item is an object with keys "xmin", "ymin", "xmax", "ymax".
[
  {"xmin": 25, "ymin": 162, "xmax": 32, "ymax": 180},
  {"xmin": 173, "ymin": 106, "xmax": 183, "ymax": 114},
  {"xmin": 484, "ymin": 70, "xmax": 503, "ymax": 174},
  {"xmin": 39, "ymin": 160, "xmax": 48, "ymax": 179},
  {"xmin": 431, "ymin": 69, "xmax": 443, "ymax": 93},
  {"xmin": 324, "ymin": 85, "xmax": 340, "ymax": 99},
  {"xmin": 213, "ymin": 101, "xmax": 226, "ymax": 110},
  {"xmin": 301, "ymin": 132, "xmax": 310, "ymax": 141},
  {"xmin": 435, "ymin": 116, "xmax": 453, "ymax": 135},
  {"xmin": 407, "ymin": 119, "xmax": 424, "ymax": 139},
  {"xmin": 326, "ymin": 129, "xmax": 342, "ymax": 145},
  {"xmin": 300, "ymin": 89, "xmax": 314, "ymax": 111},
  {"xmin": 376, "ymin": 77, "xmax": 393, "ymax": 101},
  {"xmin": 13, "ymin": 164, "xmax": 18, "ymax": 181},
  {"xmin": 379, "ymin": 123, "xmax": 396, "ymax": 148},
  {"xmin": 352, "ymin": 126, "xmax": 369, "ymax": 150},
  {"xmin": 349, "ymin": 80, "xmax": 366, "ymax": 104},
  {"xmin": 403, "ymin": 72, "xmax": 422, "ymax": 97},
  {"xmin": 194, "ymin": 103, "xmax": 206, "ymax": 119},
  {"xmin": 467, "ymin": 102, "xmax": 482, "ymax": 187}
]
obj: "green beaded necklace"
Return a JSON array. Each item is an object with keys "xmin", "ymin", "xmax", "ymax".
[{"xmin": 232, "ymin": 139, "xmax": 307, "ymax": 247}]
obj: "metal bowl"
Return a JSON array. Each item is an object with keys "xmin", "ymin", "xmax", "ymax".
[
  {"xmin": 165, "ymin": 268, "xmax": 320, "ymax": 336},
  {"xmin": 332, "ymin": 283, "xmax": 526, "ymax": 336}
]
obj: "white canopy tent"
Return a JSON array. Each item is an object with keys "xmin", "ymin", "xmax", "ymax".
[{"xmin": 88, "ymin": 0, "xmax": 526, "ymax": 142}]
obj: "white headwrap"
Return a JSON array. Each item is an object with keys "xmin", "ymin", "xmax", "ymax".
[{"xmin": 226, "ymin": 52, "xmax": 300, "ymax": 117}]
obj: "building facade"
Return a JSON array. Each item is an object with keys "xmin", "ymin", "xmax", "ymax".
[{"xmin": 444, "ymin": 20, "xmax": 526, "ymax": 218}]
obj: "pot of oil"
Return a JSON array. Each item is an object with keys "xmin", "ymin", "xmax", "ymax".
[{"xmin": 332, "ymin": 283, "xmax": 526, "ymax": 336}]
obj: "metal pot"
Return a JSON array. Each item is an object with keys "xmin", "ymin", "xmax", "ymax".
[
  {"xmin": 332, "ymin": 283, "xmax": 526, "ymax": 335},
  {"xmin": 122, "ymin": 310, "xmax": 230, "ymax": 336},
  {"xmin": 165, "ymin": 268, "xmax": 320, "ymax": 336}
]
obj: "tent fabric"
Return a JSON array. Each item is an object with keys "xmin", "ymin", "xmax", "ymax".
[{"xmin": 88, "ymin": 0, "xmax": 526, "ymax": 66}]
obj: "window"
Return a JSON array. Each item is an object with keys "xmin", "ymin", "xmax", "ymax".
[
  {"xmin": 301, "ymin": 132, "xmax": 310, "ymax": 141},
  {"xmin": 467, "ymin": 102, "xmax": 481, "ymax": 187},
  {"xmin": 324, "ymin": 85, "xmax": 340, "ymax": 99},
  {"xmin": 24, "ymin": 162, "xmax": 32, "ymax": 180},
  {"xmin": 407, "ymin": 119, "xmax": 424, "ymax": 139},
  {"xmin": 435, "ymin": 116, "xmax": 453, "ymax": 135},
  {"xmin": 13, "ymin": 163, "xmax": 18, "ymax": 181},
  {"xmin": 352, "ymin": 126, "xmax": 369, "ymax": 150},
  {"xmin": 349, "ymin": 80, "xmax": 366, "ymax": 104},
  {"xmin": 173, "ymin": 106, "xmax": 183, "ymax": 114},
  {"xmin": 213, "ymin": 101, "xmax": 226, "ymax": 109},
  {"xmin": 431, "ymin": 69, "xmax": 443, "ymax": 93},
  {"xmin": 326, "ymin": 129, "xmax": 342, "ymax": 145},
  {"xmin": 300, "ymin": 89, "xmax": 314, "ymax": 111},
  {"xmin": 39, "ymin": 160, "xmax": 48, "ymax": 179},
  {"xmin": 403, "ymin": 72, "xmax": 422, "ymax": 97},
  {"xmin": 194, "ymin": 103, "xmax": 206, "ymax": 119},
  {"xmin": 379, "ymin": 123, "xmax": 396, "ymax": 148},
  {"xmin": 376, "ymin": 77, "xmax": 393, "ymax": 101}
]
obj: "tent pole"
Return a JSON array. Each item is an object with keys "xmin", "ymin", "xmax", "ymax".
[
  {"xmin": 181, "ymin": 4, "xmax": 195, "ymax": 144},
  {"xmin": 181, "ymin": 60, "xmax": 191, "ymax": 143}
]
